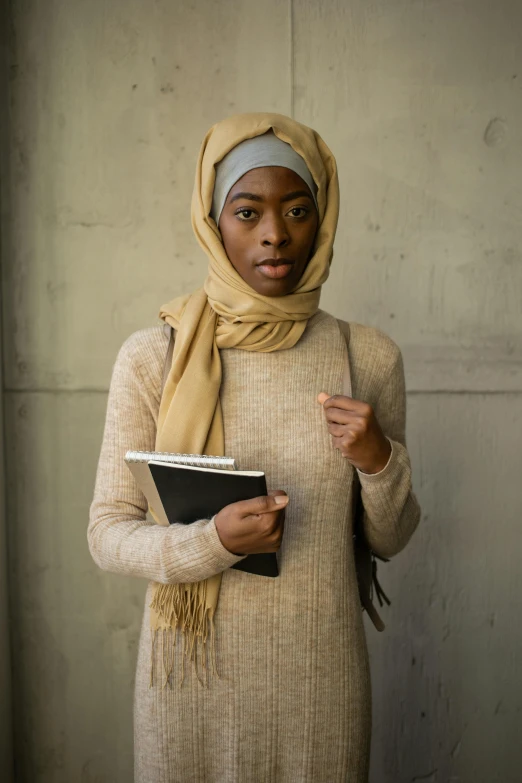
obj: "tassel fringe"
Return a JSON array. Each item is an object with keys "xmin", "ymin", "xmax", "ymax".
[{"xmin": 148, "ymin": 582, "xmax": 219, "ymax": 688}]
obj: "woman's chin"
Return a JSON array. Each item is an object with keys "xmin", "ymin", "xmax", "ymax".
[{"xmin": 251, "ymin": 278, "xmax": 295, "ymax": 297}]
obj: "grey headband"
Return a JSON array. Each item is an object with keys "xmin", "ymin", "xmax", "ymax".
[{"xmin": 210, "ymin": 132, "xmax": 318, "ymax": 224}]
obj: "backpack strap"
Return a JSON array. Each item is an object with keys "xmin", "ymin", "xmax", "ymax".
[
  {"xmin": 337, "ymin": 318, "xmax": 389, "ymax": 632},
  {"xmin": 161, "ymin": 323, "xmax": 175, "ymax": 394}
]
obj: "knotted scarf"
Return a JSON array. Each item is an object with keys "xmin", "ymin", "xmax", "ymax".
[{"xmin": 148, "ymin": 112, "xmax": 339, "ymax": 686}]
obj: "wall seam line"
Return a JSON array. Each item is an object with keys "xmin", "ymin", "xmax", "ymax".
[{"xmin": 0, "ymin": 0, "xmax": 15, "ymax": 777}]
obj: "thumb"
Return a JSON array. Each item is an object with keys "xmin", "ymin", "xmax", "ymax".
[{"xmin": 317, "ymin": 391, "xmax": 331, "ymax": 405}]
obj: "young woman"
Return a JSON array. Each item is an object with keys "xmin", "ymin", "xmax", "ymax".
[{"xmin": 89, "ymin": 112, "xmax": 420, "ymax": 783}]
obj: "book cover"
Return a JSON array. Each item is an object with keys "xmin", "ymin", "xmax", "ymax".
[{"xmin": 148, "ymin": 461, "xmax": 279, "ymax": 578}]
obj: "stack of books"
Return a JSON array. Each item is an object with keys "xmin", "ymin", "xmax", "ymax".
[{"xmin": 125, "ymin": 450, "xmax": 278, "ymax": 577}]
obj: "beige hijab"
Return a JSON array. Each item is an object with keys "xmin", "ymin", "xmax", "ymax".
[{"xmin": 149, "ymin": 112, "xmax": 339, "ymax": 686}]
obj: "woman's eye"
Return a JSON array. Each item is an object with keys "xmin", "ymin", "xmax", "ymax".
[
  {"xmin": 288, "ymin": 206, "xmax": 308, "ymax": 218},
  {"xmin": 236, "ymin": 209, "xmax": 256, "ymax": 220}
]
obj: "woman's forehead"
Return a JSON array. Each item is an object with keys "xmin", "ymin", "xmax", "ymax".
[{"xmin": 226, "ymin": 167, "xmax": 313, "ymax": 199}]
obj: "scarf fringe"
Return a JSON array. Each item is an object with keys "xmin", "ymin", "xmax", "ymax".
[{"xmin": 148, "ymin": 582, "xmax": 219, "ymax": 688}]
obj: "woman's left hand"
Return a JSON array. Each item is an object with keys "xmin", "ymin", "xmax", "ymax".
[{"xmin": 317, "ymin": 392, "xmax": 392, "ymax": 475}]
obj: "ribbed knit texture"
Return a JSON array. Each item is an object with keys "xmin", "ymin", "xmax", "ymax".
[{"xmin": 88, "ymin": 310, "xmax": 420, "ymax": 783}]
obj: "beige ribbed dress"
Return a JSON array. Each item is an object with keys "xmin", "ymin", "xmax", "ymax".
[{"xmin": 88, "ymin": 309, "xmax": 420, "ymax": 783}]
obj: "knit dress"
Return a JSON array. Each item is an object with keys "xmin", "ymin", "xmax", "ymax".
[{"xmin": 88, "ymin": 309, "xmax": 420, "ymax": 783}]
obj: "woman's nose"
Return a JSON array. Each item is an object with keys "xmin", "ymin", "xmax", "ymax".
[{"xmin": 261, "ymin": 215, "xmax": 290, "ymax": 248}]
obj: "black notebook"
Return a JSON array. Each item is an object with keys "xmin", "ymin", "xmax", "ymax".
[{"xmin": 148, "ymin": 461, "xmax": 279, "ymax": 578}]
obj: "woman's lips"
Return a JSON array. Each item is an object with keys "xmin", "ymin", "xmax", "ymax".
[{"xmin": 256, "ymin": 262, "xmax": 294, "ymax": 279}]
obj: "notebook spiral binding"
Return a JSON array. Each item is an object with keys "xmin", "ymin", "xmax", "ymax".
[{"xmin": 124, "ymin": 450, "xmax": 236, "ymax": 471}]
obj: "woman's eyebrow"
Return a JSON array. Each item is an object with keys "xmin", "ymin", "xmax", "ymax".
[
  {"xmin": 280, "ymin": 190, "xmax": 313, "ymax": 203},
  {"xmin": 229, "ymin": 191, "xmax": 263, "ymax": 203},
  {"xmin": 229, "ymin": 189, "xmax": 313, "ymax": 204}
]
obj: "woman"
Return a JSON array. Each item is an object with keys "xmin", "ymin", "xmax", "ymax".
[{"xmin": 89, "ymin": 112, "xmax": 420, "ymax": 783}]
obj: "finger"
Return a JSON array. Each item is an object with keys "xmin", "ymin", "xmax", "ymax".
[
  {"xmin": 268, "ymin": 510, "xmax": 285, "ymax": 547},
  {"xmin": 318, "ymin": 392, "xmax": 361, "ymax": 414},
  {"xmin": 324, "ymin": 406, "xmax": 354, "ymax": 424},
  {"xmin": 322, "ymin": 395, "xmax": 371, "ymax": 415},
  {"xmin": 270, "ymin": 526, "xmax": 283, "ymax": 550},
  {"xmin": 324, "ymin": 406, "xmax": 362, "ymax": 425},
  {"xmin": 234, "ymin": 494, "xmax": 289, "ymax": 518},
  {"xmin": 257, "ymin": 511, "xmax": 281, "ymax": 535},
  {"xmin": 267, "ymin": 491, "xmax": 288, "ymax": 526},
  {"xmin": 326, "ymin": 415, "xmax": 368, "ymax": 438},
  {"xmin": 332, "ymin": 432, "xmax": 357, "ymax": 452},
  {"xmin": 326, "ymin": 422, "xmax": 347, "ymax": 437}
]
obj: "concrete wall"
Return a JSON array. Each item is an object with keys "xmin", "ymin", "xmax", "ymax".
[
  {"xmin": 2, "ymin": 1, "xmax": 521, "ymax": 781},
  {"xmin": 1, "ymin": 1, "xmax": 14, "ymax": 779}
]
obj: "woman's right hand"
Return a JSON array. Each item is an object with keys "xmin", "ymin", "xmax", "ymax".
[{"xmin": 214, "ymin": 491, "xmax": 288, "ymax": 555}]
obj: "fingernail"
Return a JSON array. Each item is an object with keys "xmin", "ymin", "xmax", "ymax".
[{"xmin": 274, "ymin": 496, "xmax": 289, "ymax": 505}]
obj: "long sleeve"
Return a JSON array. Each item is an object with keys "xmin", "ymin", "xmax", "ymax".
[
  {"xmin": 88, "ymin": 329, "xmax": 244, "ymax": 584},
  {"xmin": 356, "ymin": 346, "xmax": 421, "ymax": 558}
]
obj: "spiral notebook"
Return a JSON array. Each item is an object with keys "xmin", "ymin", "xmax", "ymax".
[
  {"xmin": 125, "ymin": 450, "xmax": 278, "ymax": 577},
  {"xmin": 125, "ymin": 450, "xmax": 235, "ymax": 528}
]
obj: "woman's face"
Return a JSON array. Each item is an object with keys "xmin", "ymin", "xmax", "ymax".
[{"xmin": 218, "ymin": 166, "xmax": 319, "ymax": 297}]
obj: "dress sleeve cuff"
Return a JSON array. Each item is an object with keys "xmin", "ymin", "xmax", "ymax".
[
  {"xmin": 204, "ymin": 515, "xmax": 247, "ymax": 570},
  {"xmin": 356, "ymin": 437, "xmax": 395, "ymax": 482}
]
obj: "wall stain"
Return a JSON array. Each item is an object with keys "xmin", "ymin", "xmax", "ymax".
[
  {"xmin": 451, "ymin": 739, "xmax": 462, "ymax": 758},
  {"xmin": 411, "ymin": 770, "xmax": 438, "ymax": 782},
  {"xmin": 484, "ymin": 117, "xmax": 507, "ymax": 148}
]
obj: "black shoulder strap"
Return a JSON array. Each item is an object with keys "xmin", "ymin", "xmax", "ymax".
[
  {"xmin": 161, "ymin": 324, "xmax": 175, "ymax": 395},
  {"xmin": 336, "ymin": 318, "xmax": 353, "ymax": 399},
  {"xmin": 337, "ymin": 318, "xmax": 389, "ymax": 632}
]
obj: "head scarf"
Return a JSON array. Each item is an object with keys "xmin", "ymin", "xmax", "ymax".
[
  {"xmin": 149, "ymin": 112, "xmax": 339, "ymax": 686},
  {"xmin": 210, "ymin": 131, "xmax": 318, "ymax": 223}
]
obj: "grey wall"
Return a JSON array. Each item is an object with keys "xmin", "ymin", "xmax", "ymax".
[
  {"xmin": 2, "ymin": 1, "xmax": 521, "ymax": 781},
  {"xmin": 1, "ymin": 0, "xmax": 14, "ymax": 780}
]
